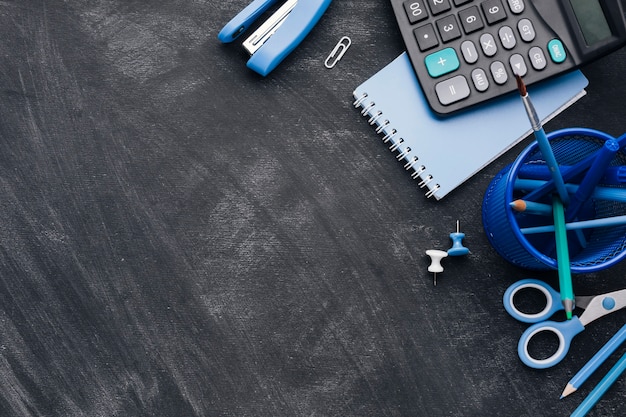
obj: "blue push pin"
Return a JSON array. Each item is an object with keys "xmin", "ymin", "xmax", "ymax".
[{"xmin": 447, "ymin": 220, "xmax": 469, "ymax": 256}]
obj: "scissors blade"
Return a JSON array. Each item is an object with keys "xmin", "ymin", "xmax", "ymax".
[
  {"xmin": 578, "ymin": 289, "xmax": 626, "ymax": 326},
  {"xmin": 573, "ymin": 295, "xmax": 596, "ymax": 310}
]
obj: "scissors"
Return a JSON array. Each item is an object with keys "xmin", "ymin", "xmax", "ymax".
[{"xmin": 503, "ymin": 278, "xmax": 626, "ymax": 369}]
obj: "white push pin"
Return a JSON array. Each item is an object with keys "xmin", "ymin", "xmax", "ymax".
[{"xmin": 426, "ymin": 249, "xmax": 448, "ymax": 286}]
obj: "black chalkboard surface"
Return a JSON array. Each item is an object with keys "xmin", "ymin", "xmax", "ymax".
[{"xmin": 0, "ymin": 1, "xmax": 625, "ymax": 416}]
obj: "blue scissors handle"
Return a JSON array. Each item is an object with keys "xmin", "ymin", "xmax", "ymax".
[
  {"xmin": 517, "ymin": 316, "xmax": 585, "ymax": 368},
  {"xmin": 503, "ymin": 279, "xmax": 563, "ymax": 323}
]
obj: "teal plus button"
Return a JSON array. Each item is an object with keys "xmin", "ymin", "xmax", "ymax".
[
  {"xmin": 548, "ymin": 39, "xmax": 566, "ymax": 63},
  {"xmin": 425, "ymin": 48, "xmax": 460, "ymax": 78}
]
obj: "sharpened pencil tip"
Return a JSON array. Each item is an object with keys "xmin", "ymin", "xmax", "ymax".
[
  {"xmin": 509, "ymin": 199, "xmax": 527, "ymax": 212},
  {"xmin": 515, "ymin": 73, "xmax": 526, "ymax": 96},
  {"xmin": 561, "ymin": 383, "xmax": 577, "ymax": 399},
  {"xmin": 562, "ymin": 299, "xmax": 574, "ymax": 320}
]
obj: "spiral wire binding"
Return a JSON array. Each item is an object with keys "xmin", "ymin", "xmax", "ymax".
[
  {"xmin": 389, "ymin": 138, "xmax": 404, "ymax": 152},
  {"xmin": 375, "ymin": 120, "xmax": 390, "ymax": 134},
  {"xmin": 353, "ymin": 93, "xmax": 368, "ymax": 107},
  {"xmin": 404, "ymin": 156, "xmax": 419, "ymax": 170},
  {"xmin": 368, "ymin": 111, "xmax": 382, "ymax": 124},
  {"xmin": 353, "ymin": 91, "xmax": 440, "ymax": 198},
  {"xmin": 382, "ymin": 129, "xmax": 397, "ymax": 143}
]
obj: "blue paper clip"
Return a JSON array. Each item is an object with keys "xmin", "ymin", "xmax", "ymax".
[{"xmin": 218, "ymin": 0, "xmax": 333, "ymax": 76}]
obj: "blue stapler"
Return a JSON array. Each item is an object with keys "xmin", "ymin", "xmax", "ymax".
[{"xmin": 218, "ymin": 0, "xmax": 332, "ymax": 76}]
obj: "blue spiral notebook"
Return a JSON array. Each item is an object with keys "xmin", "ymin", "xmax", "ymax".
[{"xmin": 353, "ymin": 53, "xmax": 589, "ymax": 200}]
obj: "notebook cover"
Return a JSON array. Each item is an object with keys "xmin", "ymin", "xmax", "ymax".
[{"xmin": 353, "ymin": 52, "xmax": 589, "ymax": 200}]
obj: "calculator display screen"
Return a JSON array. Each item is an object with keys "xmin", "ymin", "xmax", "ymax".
[{"xmin": 569, "ymin": 0, "xmax": 613, "ymax": 46}]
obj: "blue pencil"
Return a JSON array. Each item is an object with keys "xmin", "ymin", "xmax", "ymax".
[
  {"xmin": 515, "ymin": 75, "xmax": 570, "ymax": 205},
  {"xmin": 514, "ymin": 179, "xmax": 626, "ymax": 203},
  {"xmin": 591, "ymin": 184, "xmax": 626, "ymax": 203},
  {"xmin": 570, "ymin": 351, "xmax": 626, "ymax": 417},
  {"xmin": 562, "ymin": 324, "xmax": 626, "ymax": 398},
  {"xmin": 519, "ymin": 214, "xmax": 626, "ymax": 234},
  {"xmin": 552, "ymin": 195, "xmax": 574, "ymax": 320},
  {"xmin": 509, "ymin": 199, "xmax": 552, "ymax": 215}
]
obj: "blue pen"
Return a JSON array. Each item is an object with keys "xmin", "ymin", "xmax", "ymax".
[
  {"xmin": 570, "ymin": 351, "xmax": 626, "ymax": 417},
  {"xmin": 565, "ymin": 139, "xmax": 619, "ymax": 222},
  {"xmin": 562, "ymin": 324, "xmax": 626, "ymax": 398},
  {"xmin": 515, "ymin": 75, "xmax": 569, "ymax": 205}
]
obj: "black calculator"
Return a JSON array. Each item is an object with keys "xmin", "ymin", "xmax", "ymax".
[{"xmin": 390, "ymin": 0, "xmax": 626, "ymax": 115}]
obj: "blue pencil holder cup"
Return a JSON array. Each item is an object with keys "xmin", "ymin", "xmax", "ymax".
[{"xmin": 482, "ymin": 127, "xmax": 626, "ymax": 273}]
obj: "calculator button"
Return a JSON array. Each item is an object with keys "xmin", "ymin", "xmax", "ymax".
[
  {"xmin": 517, "ymin": 18, "xmax": 536, "ymax": 42},
  {"xmin": 453, "ymin": 0, "xmax": 474, "ymax": 5},
  {"xmin": 471, "ymin": 68, "xmax": 489, "ymax": 91},
  {"xmin": 490, "ymin": 61, "xmax": 508, "ymax": 84},
  {"xmin": 425, "ymin": 47, "xmax": 460, "ymax": 77},
  {"xmin": 499, "ymin": 26, "xmax": 516, "ymax": 49},
  {"xmin": 436, "ymin": 15, "xmax": 462, "ymax": 42},
  {"xmin": 529, "ymin": 46, "xmax": 547, "ymax": 70},
  {"xmin": 480, "ymin": 33, "xmax": 497, "ymax": 56},
  {"xmin": 403, "ymin": 1, "xmax": 429, "ymax": 24},
  {"xmin": 506, "ymin": 0, "xmax": 524, "ymax": 13},
  {"xmin": 509, "ymin": 54, "xmax": 527, "ymax": 76},
  {"xmin": 427, "ymin": 0, "xmax": 451, "ymax": 15},
  {"xmin": 414, "ymin": 24, "xmax": 439, "ymax": 51},
  {"xmin": 481, "ymin": 0, "xmax": 507, "ymax": 25},
  {"xmin": 435, "ymin": 75, "xmax": 470, "ymax": 105},
  {"xmin": 548, "ymin": 39, "xmax": 567, "ymax": 63},
  {"xmin": 460, "ymin": 40, "xmax": 479, "ymax": 63},
  {"xmin": 459, "ymin": 6, "xmax": 484, "ymax": 34}
]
